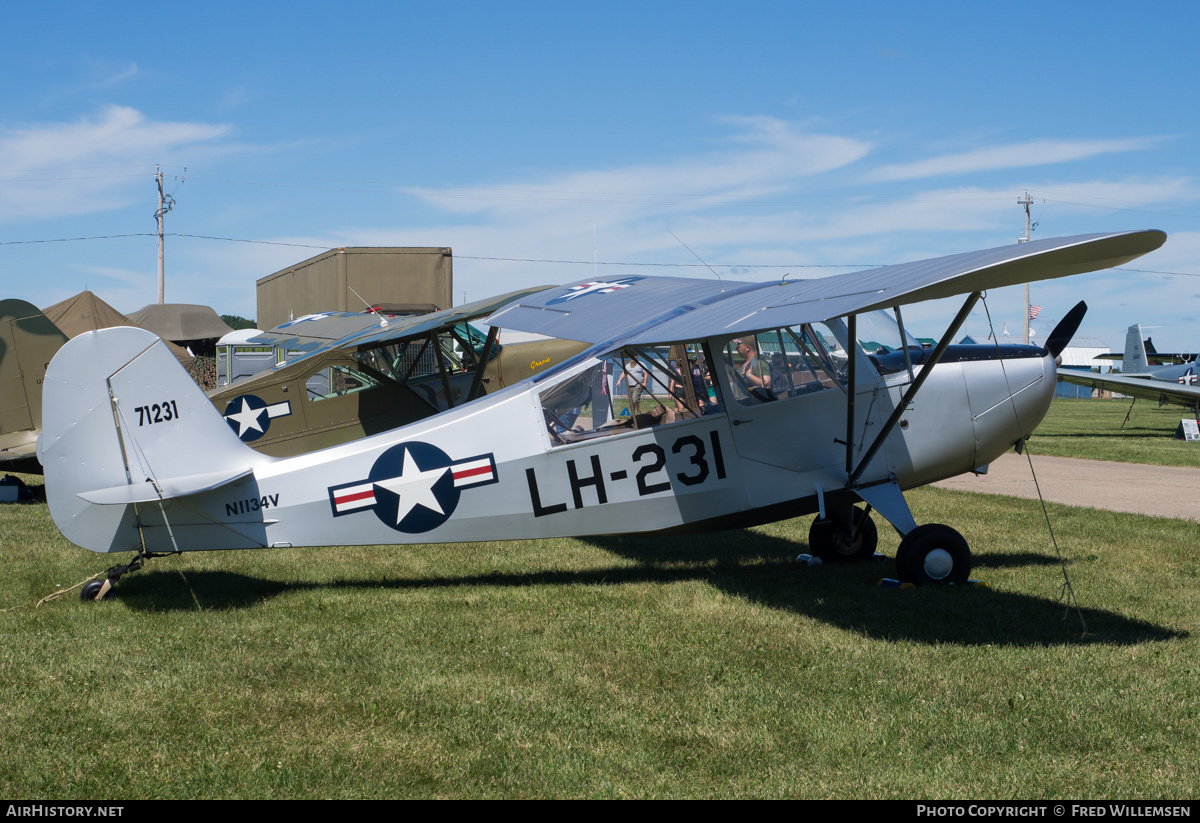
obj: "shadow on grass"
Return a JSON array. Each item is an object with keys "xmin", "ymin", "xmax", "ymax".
[
  {"xmin": 106, "ymin": 529, "xmax": 1183, "ymax": 648},
  {"xmin": 971, "ymin": 551, "xmax": 1064, "ymax": 570}
]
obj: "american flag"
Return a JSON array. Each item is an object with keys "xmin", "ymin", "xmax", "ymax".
[{"xmin": 1028, "ymin": 305, "xmax": 1041, "ymax": 321}]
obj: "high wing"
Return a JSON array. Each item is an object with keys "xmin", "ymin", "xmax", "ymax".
[
  {"xmin": 1057, "ymin": 368, "xmax": 1200, "ymax": 413},
  {"xmin": 487, "ymin": 231, "xmax": 1165, "ymax": 347},
  {"xmin": 248, "ymin": 286, "xmax": 558, "ymax": 365}
]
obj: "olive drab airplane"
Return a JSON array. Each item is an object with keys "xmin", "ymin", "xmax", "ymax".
[
  {"xmin": 37, "ymin": 230, "xmax": 1166, "ymax": 602},
  {"xmin": 206, "ymin": 287, "xmax": 588, "ymax": 457},
  {"xmin": 0, "ymin": 300, "xmax": 68, "ymax": 473}
]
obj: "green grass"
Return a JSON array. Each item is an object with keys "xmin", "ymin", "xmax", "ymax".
[
  {"xmin": 1030, "ymin": 398, "xmax": 1200, "ymax": 466},
  {"xmin": 2, "ymin": 471, "xmax": 1198, "ymax": 799}
]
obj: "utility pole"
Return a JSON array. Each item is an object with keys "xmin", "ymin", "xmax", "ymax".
[
  {"xmin": 155, "ymin": 165, "xmax": 177, "ymax": 304},
  {"xmin": 1018, "ymin": 190, "xmax": 1035, "ymax": 344}
]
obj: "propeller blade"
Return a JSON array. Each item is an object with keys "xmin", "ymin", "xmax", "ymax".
[{"xmin": 1045, "ymin": 300, "xmax": 1087, "ymax": 360}]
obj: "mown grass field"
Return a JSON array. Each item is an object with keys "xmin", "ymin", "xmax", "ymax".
[
  {"xmin": 2, "ymin": 447, "xmax": 1198, "ymax": 798},
  {"xmin": 1031, "ymin": 397, "xmax": 1200, "ymax": 466}
]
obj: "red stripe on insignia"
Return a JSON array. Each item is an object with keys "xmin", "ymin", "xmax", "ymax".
[{"xmin": 338, "ymin": 489, "xmax": 375, "ymax": 504}]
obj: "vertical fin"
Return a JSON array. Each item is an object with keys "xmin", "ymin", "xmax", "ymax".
[
  {"xmin": 40, "ymin": 327, "xmax": 269, "ymax": 553},
  {"xmin": 1124, "ymin": 324, "xmax": 1150, "ymax": 374}
]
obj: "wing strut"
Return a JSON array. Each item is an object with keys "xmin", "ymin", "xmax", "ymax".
[
  {"xmin": 844, "ymin": 315, "xmax": 857, "ymax": 478},
  {"xmin": 848, "ymin": 291, "xmax": 981, "ymax": 485},
  {"xmin": 430, "ymin": 331, "xmax": 457, "ymax": 409},
  {"xmin": 468, "ymin": 326, "xmax": 500, "ymax": 401}
]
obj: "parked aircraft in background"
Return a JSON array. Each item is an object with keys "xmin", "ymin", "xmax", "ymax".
[
  {"xmin": 0, "ymin": 300, "xmax": 68, "ymax": 474},
  {"xmin": 1057, "ymin": 323, "xmax": 1200, "ymax": 414},
  {"xmin": 1093, "ymin": 325, "xmax": 1197, "ymax": 368},
  {"xmin": 207, "ymin": 287, "xmax": 589, "ymax": 457},
  {"xmin": 35, "ymin": 231, "xmax": 1166, "ymax": 601}
]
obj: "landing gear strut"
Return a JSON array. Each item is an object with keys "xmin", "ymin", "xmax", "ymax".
[{"xmin": 808, "ymin": 506, "xmax": 878, "ymax": 563}]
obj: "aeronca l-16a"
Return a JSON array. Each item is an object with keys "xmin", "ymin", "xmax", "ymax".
[{"xmin": 37, "ymin": 230, "xmax": 1165, "ymax": 601}]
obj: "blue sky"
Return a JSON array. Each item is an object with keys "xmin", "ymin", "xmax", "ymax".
[{"xmin": 3, "ymin": 2, "xmax": 1200, "ymax": 352}]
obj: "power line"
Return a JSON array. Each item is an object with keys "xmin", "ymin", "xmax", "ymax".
[
  {"xmin": 168, "ymin": 233, "xmax": 329, "ymax": 249},
  {"xmin": 6, "ymin": 230, "xmax": 1200, "ymax": 278},
  {"xmin": 1114, "ymin": 267, "xmax": 1200, "ymax": 277},
  {"xmin": 0, "ymin": 233, "xmax": 156, "ymax": 245},
  {"xmin": 453, "ymin": 253, "xmax": 874, "ymax": 269}
]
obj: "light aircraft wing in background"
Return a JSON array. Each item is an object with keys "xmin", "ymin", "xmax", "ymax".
[
  {"xmin": 1057, "ymin": 368, "xmax": 1200, "ymax": 414},
  {"xmin": 247, "ymin": 286, "xmax": 560, "ymax": 364},
  {"xmin": 38, "ymin": 230, "xmax": 1165, "ymax": 602},
  {"xmin": 208, "ymin": 286, "xmax": 588, "ymax": 457}
]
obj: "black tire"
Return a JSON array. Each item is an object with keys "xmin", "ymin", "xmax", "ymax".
[
  {"xmin": 80, "ymin": 580, "xmax": 106, "ymax": 602},
  {"xmin": 808, "ymin": 507, "xmax": 878, "ymax": 563},
  {"xmin": 894, "ymin": 523, "xmax": 938, "ymax": 577},
  {"xmin": 897, "ymin": 524, "xmax": 971, "ymax": 585}
]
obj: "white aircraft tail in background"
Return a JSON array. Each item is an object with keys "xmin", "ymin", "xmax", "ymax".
[{"xmin": 1122, "ymin": 324, "xmax": 1152, "ymax": 375}]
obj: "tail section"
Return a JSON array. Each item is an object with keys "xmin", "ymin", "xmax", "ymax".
[
  {"xmin": 1122, "ymin": 324, "xmax": 1150, "ymax": 374},
  {"xmin": 39, "ymin": 327, "xmax": 271, "ymax": 553}
]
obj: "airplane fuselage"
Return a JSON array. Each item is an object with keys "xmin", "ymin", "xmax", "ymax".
[{"xmin": 42, "ymin": 328, "xmax": 1055, "ymax": 554}]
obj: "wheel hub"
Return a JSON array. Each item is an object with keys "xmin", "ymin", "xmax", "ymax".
[{"xmin": 923, "ymin": 548, "xmax": 954, "ymax": 580}]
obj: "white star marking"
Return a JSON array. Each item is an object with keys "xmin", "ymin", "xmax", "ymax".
[
  {"xmin": 225, "ymin": 398, "xmax": 267, "ymax": 437},
  {"xmin": 373, "ymin": 449, "xmax": 449, "ymax": 525},
  {"xmin": 560, "ymin": 281, "xmax": 628, "ymax": 301}
]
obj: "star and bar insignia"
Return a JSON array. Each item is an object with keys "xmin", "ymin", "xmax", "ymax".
[
  {"xmin": 327, "ymin": 441, "xmax": 498, "ymax": 533},
  {"xmin": 223, "ymin": 394, "xmax": 293, "ymax": 442},
  {"xmin": 546, "ymin": 277, "xmax": 643, "ymax": 305}
]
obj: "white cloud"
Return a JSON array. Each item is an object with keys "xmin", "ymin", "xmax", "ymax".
[
  {"xmin": 0, "ymin": 106, "xmax": 232, "ymax": 222},
  {"xmin": 867, "ymin": 137, "xmax": 1165, "ymax": 182},
  {"xmin": 403, "ymin": 117, "xmax": 872, "ymax": 220},
  {"xmin": 96, "ymin": 62, "xmax": 141, "ymax": 87}
]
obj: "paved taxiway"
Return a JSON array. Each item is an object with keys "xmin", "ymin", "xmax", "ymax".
[{"xmin": 934, "ymin": 452, "xmax": 1200, "ymax": 524}]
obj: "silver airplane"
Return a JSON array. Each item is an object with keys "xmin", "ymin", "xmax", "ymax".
[
  {"xmin": 1057, "ymin": 323, "xmax": 1200, "ymax": 414},
  {"xmin": 36, "ymin": 230, "xmax": 1165, "ymax": 601}
]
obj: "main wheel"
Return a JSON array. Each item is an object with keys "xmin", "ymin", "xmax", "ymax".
[
  {"xmin": 808, "ymin": 507, "xmax": 878, "ymax": 563},
  {"xmin": 897, "ymin": 524, "xmax": 971, "ymax": 585}
]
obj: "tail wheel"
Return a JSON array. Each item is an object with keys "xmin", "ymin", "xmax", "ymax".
[
  {"xmin": 80, "ymin": 580, "xmax": 108, "ymax": 602},
  {"xmin": 809, "ymin": 507, "xmax": 878, "ymax": 563},
  {"xmin": 896, "ymin": 524, "xmax": 971, "ymax": 585}
]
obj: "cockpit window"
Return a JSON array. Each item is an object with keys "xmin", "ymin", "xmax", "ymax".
[
  {"xmin": 720, "ymin": 323, "xmax": 848, "ymax": 406},
  {"xmin": 856, "ymin": 309, "xmax": 925, "ymax": 377},
  {"xmin": 538, "ymin": 342, "xmax": 722, "ymax": 446},
  {"xmin": 306, "ymin": 364, "xmax": 383, "ymax": 402}
]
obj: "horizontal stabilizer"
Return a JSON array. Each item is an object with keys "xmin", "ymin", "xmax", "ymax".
[{"xmin": 78, "ymin": 467, "xmax": 254, "ymax": 505}]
